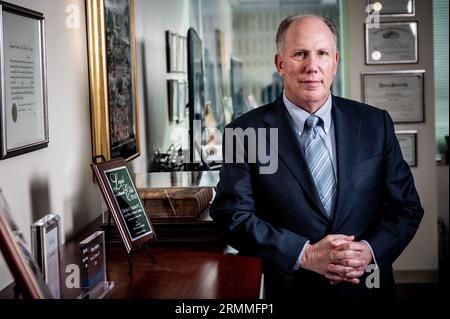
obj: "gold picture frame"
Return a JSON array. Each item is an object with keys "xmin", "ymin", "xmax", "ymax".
[{"xmin": 86, "ymin": 0, "xmax": 140, "ymax": 162}]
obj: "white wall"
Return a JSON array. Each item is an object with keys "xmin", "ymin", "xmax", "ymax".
[
  {"xmin": 131, "ymin": 0, "xmax": 192, "ymax": 174},
  {"xmin": 343, "ymin": 0, "xmax": 438, "ymax": 271},
  {"xmin": 0, "ymin": 0, "xmax": 102, "ymax": 290}
]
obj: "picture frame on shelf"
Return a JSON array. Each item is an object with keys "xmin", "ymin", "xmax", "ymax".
[
  {"xmin": 31, "ymin": 214, "xmax": 61, "ymax": 298},
  {"xmin": 0, "ymin": 190, "xmax": 53, "ymax": 299},
  {"xmin": 91, "ymin": 159, "xmax": 156, "ymax": 254},
  {"xmin": 86, "ymin": 0, "xmax": 140, "ymax": 162},
  {"xmin": 0, "ymin": 2, "xmax": 49, "ymax": 159},
  {"xmin": 362, "ymin": 70, "xmax": 424, "ymax": 123}
]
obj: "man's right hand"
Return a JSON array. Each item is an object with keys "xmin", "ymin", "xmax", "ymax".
[{"xmin": 300, "ymin": 234, "xmax": 357, "ymax": 283}]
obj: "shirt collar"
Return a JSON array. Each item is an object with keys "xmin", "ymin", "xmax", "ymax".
[{"xmin": 283, "ymin": 91, "xmax": 333, "ymax": 135}]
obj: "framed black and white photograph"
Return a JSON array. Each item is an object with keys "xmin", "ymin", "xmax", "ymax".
[
  {"xmin": 0, "ymin": 3, "xmax": 48, "ymax": 159},
  {"xmin": 167, "ymin": 79, "xmax": 178, "ymax": 122},
  {"xmin": 177, "ymin": 35, "xmax": 186, "ymax": 73},
  {"xmin": 367, "ymin": 0, "xmax": 415, "ymax": 17},
  {"xmin": 177, "ymin": 80, "xmax": 187, "ymax": 122},
  {"xmin": 166, "ymin": 30, "xmax": 178, "ymax": 73},
  {"xmin": 365, "ymin": 21, "xmax": 418, "ymax": 64},
  {"xmin": 396, "ymin": 131, "xmax": 417, "ymax": 167},
  {"xmin": 166, "ymin": 31, "xmax": 186, "ymax": 73},
  {"xmin": 362, "ymin": 70, "xmax": 424, "ymax": 123}
]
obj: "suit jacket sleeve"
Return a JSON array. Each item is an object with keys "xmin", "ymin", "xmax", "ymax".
[
  {"xmin": 362, "ymin": 110, "xmax": 424, "ymax": 270},
  {"xmin": 210, "ymin": 125, "xmax": 308, "ymax": 274}
]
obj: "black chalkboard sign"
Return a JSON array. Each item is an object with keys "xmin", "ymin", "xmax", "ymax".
[{"xmin": 91, "ymin": 159, "xmax": 155, "ymax": 253}]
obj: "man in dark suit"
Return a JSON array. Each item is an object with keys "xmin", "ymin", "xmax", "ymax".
[{"xmin": 209, "ymin": 15, "xmax": 423, "ymax": 300}]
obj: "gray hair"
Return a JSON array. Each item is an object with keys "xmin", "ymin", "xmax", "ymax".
[{"xmin": 275, "ymin": 15, "xmax": 338, "ymax": 53}]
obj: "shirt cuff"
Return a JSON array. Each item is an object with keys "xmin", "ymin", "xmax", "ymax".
[
  {"xmin": 361, "ymin": 240, "xmax": 379, "ymax": 268},
  {"xmin": 293, "ymin": 240, "xmax": 310, "ymax": 270}
]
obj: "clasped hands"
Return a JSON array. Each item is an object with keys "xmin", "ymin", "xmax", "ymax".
[{"xmin": 300, "ymin": 235, "xmax": 373, "ymax": 285}]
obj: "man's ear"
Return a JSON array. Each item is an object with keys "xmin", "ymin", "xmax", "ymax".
[
  {"xmin": 333, "ymin": 51, "xmax": 339, "ymax": 75},
  {"xmin": 274, "ymin": 54, "xmax": 284, "ymax": 75}
]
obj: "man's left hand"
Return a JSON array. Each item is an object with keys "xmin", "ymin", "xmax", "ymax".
[{"xmin": 326, "ymin": 241, "xmax": 373, "ymax": 285}]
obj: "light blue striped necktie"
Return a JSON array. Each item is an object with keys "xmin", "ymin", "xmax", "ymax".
[{"xmin": 300, "ymin": 115, "xmax": 337, "ymax": 218}]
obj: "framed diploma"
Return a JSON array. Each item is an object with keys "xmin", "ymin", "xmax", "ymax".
[
  {"xmin": 365, "ymin": 21, "xmax": 418, "ymax": 64},
  {"xmin": 362, "ymin": 70, "xmax": 424, "ymax": 123},
  {"xmin": 0, "ymin": 3, "xmax": 49, "ymax": 159},
  {"xmin": 91, "ymin": 159, "xmax": 156, "ymax": 254},
  {"xmin": 367, "ymin": 0, "xmax": 415, "ymax": 17},
  {"xmin": 396, "ymin": 131, "xmax": 417, "ymax": 167}
]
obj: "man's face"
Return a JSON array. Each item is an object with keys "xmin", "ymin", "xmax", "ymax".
[{"xmin": 275, "ymin": 17, "xmax": 339, "ymax": 111}]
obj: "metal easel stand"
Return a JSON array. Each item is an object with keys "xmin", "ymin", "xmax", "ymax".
[
  {"xmin": 105, "ymin": 210, "xmax": 157, "ymax": 277},
  {"xmin": 126, "ymin": 242, "xmax": 157, "ymax": 276}
]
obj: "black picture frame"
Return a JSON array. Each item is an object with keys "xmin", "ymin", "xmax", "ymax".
[{"xmin": 0, "ymin": 2, "xmax": 49, "ymax": 159}]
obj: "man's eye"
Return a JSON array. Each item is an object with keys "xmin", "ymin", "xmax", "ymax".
[{"xmin": 319, "ymin": 51, "xmax": 329, "ymax": 56}]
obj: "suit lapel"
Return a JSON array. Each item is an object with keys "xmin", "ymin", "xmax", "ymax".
[
  {"xmin": 331, "ymin": 96, "xmax": 361, "ymax": 228},
  {"xmin": 262, "ymin": 96, "xmax": 329, "ymax": 221}
]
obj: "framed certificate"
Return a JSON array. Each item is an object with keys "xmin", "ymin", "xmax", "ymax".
[
  {"xmin": 365, "ymin": 21, "xmax": 418, "ymax": 64},
  {"xmin": 0, "ymin": 3, "xmax": 49, "ymax": 159},
  {"xmin": 367, "ymin": 0, "xmax": 415, "ymax": 17},
  {"xmin": 396, "ymin": 131, "xmax": 417, "ymax": 167},
  {"xmin": 362, "ymin": 70, "xmax": 424, "ymax": 123}
]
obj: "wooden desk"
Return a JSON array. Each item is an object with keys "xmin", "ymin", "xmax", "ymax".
[
  {"xmin": 1, "ymin": 217, "xmax": 262, "ymax": 299},
  {"xmin": 60, "ymin": 242, "xmax": 262, "ymax": 299}
]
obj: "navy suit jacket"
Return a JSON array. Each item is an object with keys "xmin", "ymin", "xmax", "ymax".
[{"xmin": 210, "ymin": 95, "xmax": 423, "ymax": 300}]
